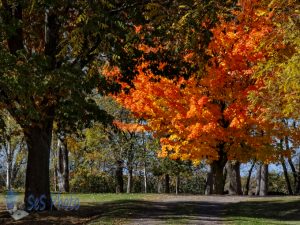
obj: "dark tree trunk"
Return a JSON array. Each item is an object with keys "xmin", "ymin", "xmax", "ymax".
[
  {"xmin": 227, "ymin": 161, "xmax": 242, "ymax": 195},
  {"xmin": 57, "ymin": 137, "xmax": 69, "ymax": 192},
  {"xmin": 259, "ymin": 164, "xmax": 268, "ymax": 196},
  {"xmin": 297, "ymin": 155, "xmax": 300, "ymax": 194},
  {"xmin": 127, "ymin": 166, "xmax": 133, "ymax": 193},
  {"xmin": 205, "ymin": 166, "xmax": 213, "ymax": 195},
  {"xmin": 207, "ymin": 147, "xmax": 227, "ymax": 195},
  {"xmin": 245, "ymin": 161, "xmax": 255, "ymax": 195},
  {"xmin": 165, "ymin": 174, "xmax": 170, "ymax": 193},
  {"xmin": 115, "ymin": 160, "xmax": 124, "ymax": 193},
  {"xmin": 24, "ymin": 122, "xmax": 53, "ymax": 211},
  {"xmin": 211, "ymin": 160, "xmax": 227, "ymax": 194},
  {"xmin": 281, "ymin": 158, "xmax": 293, "ymax": 195},
  {"xmin": 288, "ymin": 157, "xmax": 298, "ymax": 192},
  {"xmin": 255, "ymin": 164, "xmax": 262, "ymax": 196}
]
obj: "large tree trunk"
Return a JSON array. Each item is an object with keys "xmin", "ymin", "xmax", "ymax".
[
  {"xmin": 259, "ymin": 164, "xmax": 268, "ymax": 196},
  {"xmin": 245, "ymin": 161, "xmax": 255, "ymax": 195},
  {"xmin": 211, "ymin": 160, "xmax": 227, "ymax": 194},
  {"xmin": 281, "ymin": 158, "xmax": 293, "ymax": 195},
  {"xmin": 57, "ymin": 136, "xmax": 69, "ymax": 193},
  {"xmin": 226, "ymin": 161, "xmax": 242, "ymax": 195},
  {"xmin": 165, "ymin": 174, "xmax": 170, "ymax": 193},
  {"xmin": 206, "ymin": 147, "xmax": 227, "ymax": 195},
  {"xmin": 255, "ymin": 164, "xmax": 262, "ymax": 195},
  {"xmin": 115, "ymin": 160, "xmax": 124, "ymax": 193},
  {"xmin": 24, "ymin": 122, "xmax": 53, "ymax": 211}
]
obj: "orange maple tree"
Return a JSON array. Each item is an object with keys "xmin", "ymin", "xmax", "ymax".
[{"xmin": 103, "ymin": 0, "xmax": 290, "ymax": 193}]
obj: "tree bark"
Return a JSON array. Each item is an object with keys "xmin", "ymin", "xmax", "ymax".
[
  {"xmin": 259, "ymin": 164, "xmax": 268, "ymax": 196},
  {"xmin": 24, "ymin": 122, "xmax": 53, "ymax": 211},
  {"xmin": 127, "ymin": 166, "xmax": 133, "ymax": 193},
  {"xmin": 255, "ymin": 164, "xmax": 262, "ymax": 195},
  {"xmin": 175, "ymin": 174, "xmax": 180, "ymax": 195},
  {"xmin": 211, "ymin": 160, "xmax": 227, "ymax": 194},
  {"xmin": 296, "ymin": 155, "xmax": 300, "ymax": 194},
  {"xmin": 285, "ymin": 136, "xmax": 299, "ymax": 193},
  {"xmin": 206, "ymin": 146, "xmax": 227, "ymax": 195},
  {"xmin": 205, "ymin": 166, "xmax": 213, "ymax": 195},
  {"xmin": 57, "ymin": 137, "xmax": 69, "ymax": 192},
  {"xmin": 226, "ymin": 161, "xmax": 242, "ymax": 195},
  {"xmin": 143, "ymin": 163, "xmax": 147, "ymax": 193},
  {"xmin": 6, "ymin": 160, "xmax": 12, "ymax": 190},
  {"xmin": 5, "ymin": 140, "xmax": 12, "ymax": 190},
  {"xmin": 115, "ymin": 160, "xmax": 124, "ymax": 193},
  {"xmin": 165, "ymin": 174, "xmax": 170, "ymax": 193},
  {"xmin": 245, "ymin": 161, "xmax": 255, "ymax": 195},
  {"xmin": 157, "ymin": 176, "xmax": 163, "ymax": 193},
  {"xmin": 281, "ymin": 158, "xmax": 293, "ymax": 195}
]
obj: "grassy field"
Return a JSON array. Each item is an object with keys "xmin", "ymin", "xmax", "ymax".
[
  {"xmin": 1, "ymin": 193, "xmax": 300, "ymax": 224},
  {"xmin": 225, "ymin": 196, "xmax": 300, "ymax": 225}
]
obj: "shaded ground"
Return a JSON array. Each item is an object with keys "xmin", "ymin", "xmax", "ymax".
[
  {"xmin": 0, "ymin": 194, "xmax": 299, "ymax": 225},
  {"xmin": 226, "ymin": 197, "xmax": 300, "ymax": 225}
]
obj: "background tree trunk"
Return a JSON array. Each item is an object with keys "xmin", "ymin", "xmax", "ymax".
[
  {"xmin": 165, "ymin": 174, "xmax": 170, "ymax": 193},
  {"xmin": 6, "ymin": 141, "xmax": 12, "ymax": 190},
  {"xmin": 175, "ymin": 174, "xmax": 180, "ymax": 195},
  {"xmin": 157, "ymin": 175, "xmax": 163, "ymax": 193},
  {"xmin": 205, "ymin": 166, "xmax": 213, "ymax": 195},
  {"xmin": 281, "ymin": 158, "xmax": 293, "ymax": 195},
  {"xmin": 24, "ymin": 123, "xmax": 53, "ymax": 211},
  {"xmin": 259, "ymin": 164, "xmax": 268, "ymax": 196},
  {"xmin": 245, "ymin": 161, "xmax": 255, "ymax": 195},
  {"xmin": 57, "ymin": 137, "xmax": 69, "ymax": 192},
  {"xmin": 127, "ymin": 166, "xmax": 133, "ymax": 193},
  {"xmin": 143, "ymin": 163, "xmax": 147, "ymax": 193},
  {"xmin": 296, "ymin": 155, "xmax": 300, "ymax": 194},
  {"xmin": 226, "ymin": 161, "xmax": 242, "ymax": 195},
  {"xmin": 255, "ymin": 164, "xmax": 262, "ymax": 195},
  {"xmin": 115, "ymin": 160, "xmax": 124, "ymax": 193}
]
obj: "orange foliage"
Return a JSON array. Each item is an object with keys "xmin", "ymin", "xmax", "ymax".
[{"xmin": 104, "ymin": 0, "xmax": 289, "ymax": 163}]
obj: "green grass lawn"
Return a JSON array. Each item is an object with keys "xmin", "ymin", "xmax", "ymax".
[
  {"xmin": 225, "ymin": 196, "xmax": 300, "ymax": 225},
  {"xmin": 1, "ymin": 193, "xmax": 300, "ymax": 225},
  {"xmin": 0, "ymin": 192, "xmax": 156, "ymax": 206}
]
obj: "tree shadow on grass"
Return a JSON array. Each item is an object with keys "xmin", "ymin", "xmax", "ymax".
[
  {"xmin": 0, "ymin": 199, "xmax": 226, "ymax": 225},
  {"xmin": 226, "ymin": 199, "xmax": 300, "ymax": 222},
  {"xmin": 3, "ymin": 198, "xmax": 298, "ymax": 225}
]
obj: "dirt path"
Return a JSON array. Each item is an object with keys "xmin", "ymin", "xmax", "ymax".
[
  {"xmin": 0, "ymin": 195, "xmax": 249, "ymax": 225},
  {"xmin": 122, "ymin": 195, "xmax": 244, "ymax": 225}
]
